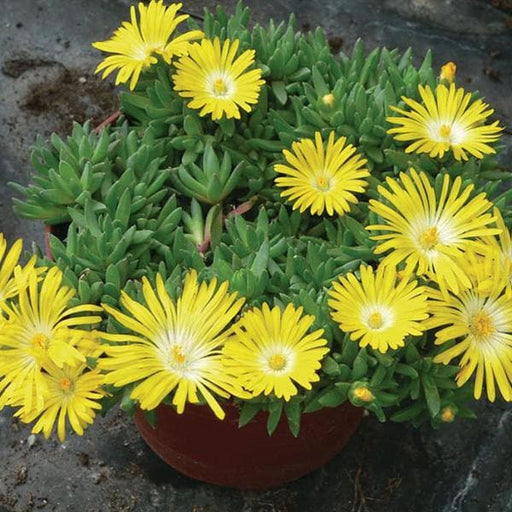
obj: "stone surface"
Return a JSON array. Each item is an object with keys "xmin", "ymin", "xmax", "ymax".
[{"xmin": 0, "ymin": 1, "xmax": 511, "ymax": 511}]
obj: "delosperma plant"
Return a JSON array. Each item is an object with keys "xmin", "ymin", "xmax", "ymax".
[{"xmin": 1, "ymin": 1, "xmax": 510, "ymax": 441}]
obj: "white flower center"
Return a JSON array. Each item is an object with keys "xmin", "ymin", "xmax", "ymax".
[
  {"xmin": 428, "ymin": 120, "xmax": 466, "ymax": 145},
  {"xmin": 134, "ymin": 43, "xmax": 161, "ymax": 64},
  {"xmin": 312, "ymin": 174, "xmax": 332, "ymax": 192},
  {"xmin": 171, "ymin": 344, "xmax": 187, "ymax": 365},
  {"xmin": 409, "ymin": 217, "xmax": 457, "ymax": 260},
  {"xmin": 157, "ymin": 329, "xmax": 200, "ymax": 377},
  {"xmin": 363, "ymin": 306, "xmax": 393, "ymax": 331},
  {"xmin": 469, "ymin": 311, "xmax": 495, "ymax": 339},
  {"xmin": 269, "ymin": 353, "xmax": 287, "ymax": 371},
  {"xmin": 262, "ymin": 345, "xmax": 295, "ymax": 375},
  {"xmin": 419, "ymin": 226, "xmax": 440, "ymax": 250},
  {"xmin": 463, "ymin": 294, "xmax": 505, "ymax": 351},
  {"xmin": 368, "ymin": 312, "xmax": 383, "ymax": 329},
  {"xmin": 209, "ymin": 73, "xmax": 235, "ymax": 99}
]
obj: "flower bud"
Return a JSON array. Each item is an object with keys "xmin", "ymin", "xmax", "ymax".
[
  {"xmin": 322, "ymin": 93, "xmax": 334, "ymax": 107},
  {"xmin": 440, "ymin": 62, "xmax": 456, "ymax": 83},
  {"xmin": 440, "ymin": 405, "xmax": 456, "ymax": 423},
  {"xmin": 349, "ymin": 383, "xmax": 375, "ymax": 405}
]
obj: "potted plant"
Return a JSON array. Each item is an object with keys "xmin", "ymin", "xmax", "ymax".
[{"xmin": 1, "ymin": 0, "xmax": 510, "ymax": 490}]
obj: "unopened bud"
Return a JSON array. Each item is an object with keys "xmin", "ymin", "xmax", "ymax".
[
  {"xmin": 322, "ymin": 93, "xmax": 334, "ymax": 107},
  {"xmin": 440, "ymin": 406, "xmax": 456, "ymax": 423},
  {"xmin": 353, "ymin": 386, "xmax": 374, "ymax": 403},
  {"xmin": 440, "ymin": 62, "xmax": 456, "ymax": 83}
]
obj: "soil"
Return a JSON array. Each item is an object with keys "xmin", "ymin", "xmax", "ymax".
[
  {"xmin": 18, "ymin": 65, "xmax": 118, "ymax": 135},
  {"xmin": 491, "ymin": 0, "xmax": 512, "ymax": 12}
]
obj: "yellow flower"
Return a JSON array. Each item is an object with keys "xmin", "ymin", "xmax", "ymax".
[
  {"xmin": 274, "ymin": 131, "xmax": 370, "ymax": 216},
  {"xmin": 479, "ymin": 207, "xmax": 512, "ymax": 287},
  {"xmin": 426, "ymin": 250, "xmax": 512, "ymax": 402},
  {"xmin": 173, "ymin": 37, "xmax": 264, "ymax": 120},
  {"xmin": 0, "ymin": 234, "xmax": 38, "ymax": 303},
  {"xmin": 222, "ymin": 303, "xmax": 329, "ymax": 401},
  {"xmin": 92, "ymin": 1, "xmax": 203, "ymax": 90},
  {"xmin": 328, "ymin": 264, "xmax": 429, "ymax": 353},
  {"xmin": 367, "ymin": 169, "xmax": 499, "ymax": 295},
  {"xmin": 13, "ymin": 360, "xmax": 106, "ymax": 442},
  {"xmin": 387, "ymin": 83, "xmax": 503, "ymax": 160},
  {"xmin": 100, "ymin": 271, "xmax": 245, "ymax": 419},
  {"xmin": 0, "ymin": 267, "xmax": 103, "ymax": 412}
]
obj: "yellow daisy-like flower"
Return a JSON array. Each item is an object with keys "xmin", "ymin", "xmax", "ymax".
[
  {"xmin": 426, "ymin": 250, "xmax": 512, "ymax": 402},
  {"xmin": 387, "ymin": 83, "xmax": 503, "ymax": 160},
  {"xmin": 13, "ymin": 360, "xmax": 106, "ymax": 442},
  {"xmin": 479, "ymin": 207, "xmax": 512, "ymax": 287},
  {"xmin": 100, "ymin": 271, "xmax": 245, "ymax": 419},
  {"xmin": 0, "ymin": 267, "xmax": 103, "ymax": 412},
  {"xmin": 0, "ymin": 234, "xmax": 38, "ymax": 303},
  {"xmin": 92, "ymin": 1, "xmax": 203, "ymax": 90},
  {"xmin": 274, "ymin": 131, "xmax": 370, "ymax": 216},
  {"xmin": 222, "ymin": 303, "xmax": 329, "ymax": 401},
  {"xmin": 367, "ymin": 169, "xmax": 499, "ymax": 295},
  {"xmin": 173, "ymin": 37, "xmax": 264, "ymax": 120},
  {"xmin": 328, "ymin": 264, "xmax": 429, "ymax": 353}
]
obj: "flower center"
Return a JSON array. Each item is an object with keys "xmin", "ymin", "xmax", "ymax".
[
  {"xmin": 135, "ymin": 44, "xmax": 159, "ymax": 65},
  {"xmin": 32, "ymin": 333, "xmax": 48, "ymax": 350},
  {"xmin": 439, "ymin": 124, "xmax": 452, "ymax": 140},
  {"xmin": 470, "ymin": 311, "xmax": 495, "ymax": 338},
  {"xmin": 315, "ymin": 175, "xmax": 331, "ymax": 192},
  {"xmin": 59, "ymin": 377, "xmax": 73, "ymax": 392},
  {"xmin": 368, "ymin": 312, "xmax": 383, "ymax": 329},
  {"xmin": 269, "ymin": 353, "xmax": 287, "ymax": 371},
  {"xmin": 420, "ymin": 226, "xmax": 440, "ymax": 250},
  {"xmin": 171, "ymin": 345, "xmax": 187, "ymax": 365},
  {"xmin": 213, "ymin": 78, "xmax": 229, "ymax": 97}
]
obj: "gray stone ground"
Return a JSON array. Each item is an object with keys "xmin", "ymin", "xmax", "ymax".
[{"xmin": 0, "ymin": 1, "xmax": 512, "ymax": 511}]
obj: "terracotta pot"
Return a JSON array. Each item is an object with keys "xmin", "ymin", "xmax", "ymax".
[
  {"xmin": 44, "ymin": 205, "xmax": 364, "ymax": 490},
  {"xmin": 134, "ymin": 400, "xmax": 363, "ymax": 490}
]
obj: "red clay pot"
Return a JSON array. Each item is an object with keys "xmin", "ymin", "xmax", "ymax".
[
  {"xmin": 45, "ymin": 214, "xmax": 364, "ymax": 489},
  {"xmin": 134, "ymin": 400, "xmax": 363, "ymax": 490}
]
